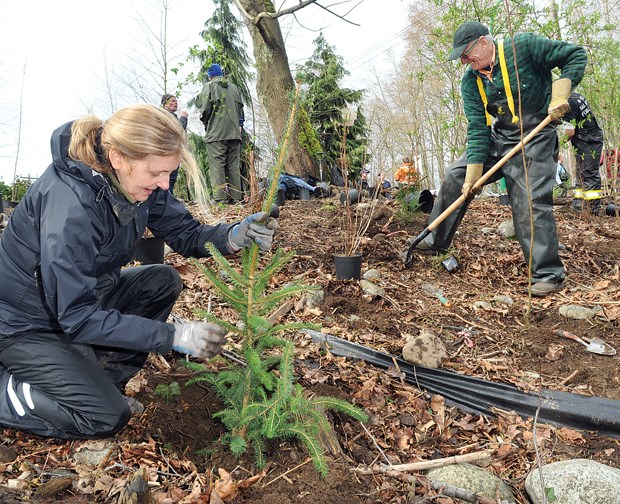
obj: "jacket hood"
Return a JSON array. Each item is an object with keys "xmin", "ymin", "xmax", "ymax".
[
  {"xmin": 215, "ymin": 77, "xmax": 229, "ymax": 89},
  {"xmin": 49, "ymin": 121, "xmax": 140, "ymax": 225}
]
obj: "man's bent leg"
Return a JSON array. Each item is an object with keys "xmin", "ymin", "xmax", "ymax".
[{"xmin": 424, "ymin": 154, "xmax": 472, "ymax": 250}]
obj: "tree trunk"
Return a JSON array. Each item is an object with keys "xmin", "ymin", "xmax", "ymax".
[{"xmin": 237, "ymin": 0, "xmax": 316, "ymax": 178}]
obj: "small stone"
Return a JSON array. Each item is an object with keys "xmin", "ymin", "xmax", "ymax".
[
  {"xmin": 359, "ymin": 279, "xmax": 385, "ymax": 297},
  {"xmin": 473, "ymin": 301, "xmax": 493, "ymax": 311},
  {"xmin": 363, "ymin": 269, "xmax": 381, "ymax": 281},
  {"xmin": 497, "ymin": 220, "xmax": 515, "ymax": 238},
  {"xmin": 402, "ymin": 330, "xmax": 448, "ymax": 368},
  {"xmin": 492, "ymin": 295, "xmax": 514, "ymax": 306},
  {"xmin": 559, "ymin": 304, "xmax": 596, "ymax": 320}
]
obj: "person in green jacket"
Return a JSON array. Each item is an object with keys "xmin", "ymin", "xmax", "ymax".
[
  {"xmin": 414, "ymin": 21, "xmax": 586, "ymax": 297},
  {"xmin": 199, "ymin": 64, "xmax": 245, "ymax": 203}
]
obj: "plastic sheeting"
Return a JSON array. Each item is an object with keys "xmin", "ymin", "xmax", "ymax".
[{"xmin": 305, "ymin": 330, "xmax": 620, "ymax": 438}]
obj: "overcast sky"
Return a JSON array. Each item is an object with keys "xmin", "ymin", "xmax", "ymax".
[{"xmin": 0, "ymin": 0, "xmax": 410, "ymax": 186}]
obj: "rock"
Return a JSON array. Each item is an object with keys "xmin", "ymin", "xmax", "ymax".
[
  {"xmin": 473, "ymin": 301, "xmax": 493, "ymax": 311},
  {"xmin": 497, "ymin": 219, "xmax": 515, "ymax": 238},
  {"xmin": 492, "ymin": 295, "xmax": 514, "ymax": 306},
  {"xmin": 70, "ymin": 440, "xmax": 117, "ymax": 467},
  {"xmin": 402, "ymin": 330, "xmax": 448, "ymax": 368},
  {"xmin": 303, "ymin": 289, "xmax": 325, "ymax": 309},
  {"xmin": 426, "ymin": 463, "xmax": 515, "ymax": 502},
  {"xmin": 480, "ymin": 226, "xmax": 495, "ymax": 235},
  {"xmin": 525, "ymin": 459, "xmax": 620, "ymax": 504},
  {"xmin": 372, "ymin": 233, "xmax": 387, "ymax": 242},
  {"xmin": 559, "ymin": 304, "xmax": 596, "ymax": 320},
  {"xmin": 359, "ymin": 279, "xmax": 385, "ymax": 297},
  {"xmin": 363, "ymin": 269, "xmax": 381, "ymax": 281}
]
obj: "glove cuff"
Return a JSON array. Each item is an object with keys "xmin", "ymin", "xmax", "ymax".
[
  {"xmin": 227, "ymin": 225, "xmax": 243, "ymax": 252},
  {"xmin": 551, "ymin": 78, "xmax": 572, "ymax": 101},
  {"xmin": 464, "ymin": 163, "xmax": 483, "ymax": 184}
]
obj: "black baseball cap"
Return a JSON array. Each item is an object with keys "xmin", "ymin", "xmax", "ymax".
[{"xmin": 448, "ymin": 21, "xmax": 489, "ymax": 60}]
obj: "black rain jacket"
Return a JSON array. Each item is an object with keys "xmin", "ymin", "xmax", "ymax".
[{"xmin": 0, "ymin": 121, "xmax": 234, "ymax": 354}]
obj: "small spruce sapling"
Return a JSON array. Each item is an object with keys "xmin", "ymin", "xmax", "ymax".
[{"xmin": 185, "ymin": 84, "xmax": 367, "ymax": 476}]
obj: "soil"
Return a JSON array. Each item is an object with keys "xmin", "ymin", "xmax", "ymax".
[{"xmin": 1, "ymin": 192, "xmax": 619, "ymax": 503}]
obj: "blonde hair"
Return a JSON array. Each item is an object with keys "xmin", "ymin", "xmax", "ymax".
[{"xmin": 68, "ymin": 104, "xmax": 209, "ymax": 211}]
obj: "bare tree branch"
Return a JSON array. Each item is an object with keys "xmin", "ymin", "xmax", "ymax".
[{"xmin": 233, "ymin": 0, "xmax": 359, "ymax": 27}]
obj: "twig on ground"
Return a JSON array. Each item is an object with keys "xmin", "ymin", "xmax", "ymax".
[
  {"xmin": 560, "ymin": 369, "xmax": 579, "ymax": 386},
  {"xmin": 360, "ymin": 421, "xmax": 391, "ymax": 465},
  {"xmin": 353, "ymin": 449, "xmax": 492, "ymax": 474},
  {"xmin": 262, "ymin": 457, "xmax": 312, "ymax": 487}
]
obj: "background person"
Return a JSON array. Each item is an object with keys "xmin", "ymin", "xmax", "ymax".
[
  {"xmin": 199, "ymin": 64, "xmax": 245, "ymax": 204},
  {"xmin": 0, "ymin": 104, "xmax": 276, "ymax": 440},
  {"xmin": 563, "ymin": 92, "xmax": 604, "ymax": 214},
  {"xmin": 394, "ymin": 157, "xmax": 418, "ymax": 187},
  {"xmin": 413, "ymin": 21, "xmax": 586, "ymax": 297},
  {"xmin": 161, "ymin": 93, "xmax": 189, "ymax": 196}
]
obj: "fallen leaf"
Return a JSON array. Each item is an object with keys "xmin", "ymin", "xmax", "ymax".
[
  {"xmin": 544, "ymin": 344, "xmax": 564, "ymax": 361},
  {"xmin": 212, "ymin": 468, "xmax": 238, "ymax": 502},
  {"xmin": 558, "ymin": 427, "xmax": 586, "ymax": 444}
]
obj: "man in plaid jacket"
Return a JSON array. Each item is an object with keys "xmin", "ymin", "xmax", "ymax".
[{"xmin": 414, "ymin": 21, "xmax": 586, "ymax": 297}]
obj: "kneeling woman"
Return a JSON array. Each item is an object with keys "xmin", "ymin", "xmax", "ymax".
[{"xmin": 0, "ymin": 104, "xmax": 276, "ymax": 439}]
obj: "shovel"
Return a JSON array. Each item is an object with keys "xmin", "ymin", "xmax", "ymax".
[
  {"xmin": 404, "ymin": 115, "xmax": 554, "ymax": 265},
  {"xmin": 555, "ymin": 329, "xmax": 617, "ymax": 356}
]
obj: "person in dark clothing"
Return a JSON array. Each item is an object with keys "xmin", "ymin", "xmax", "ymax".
[
  {"xmin": 199, "ymin": 64, "xmax": 245, "ymax": 203},
  {"xmin": 0, "ymin": 104, "xmax": 277, "ymax": 440},
  {"xmin": 161, "ymin": 93, "xmax": 189, "ymax": 195},
  {"xmin": 414, "ymin": 21, "xmax": 587, "ymax": 297},
  {"xmin": 563, "ymin": 92, "xmax": 604, "ymax": 214}
]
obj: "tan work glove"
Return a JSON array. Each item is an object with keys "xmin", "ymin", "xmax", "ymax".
[
  {"xmin": 548, "ymin": 78, "xmax": 572, "ymax": 120},
  {"xmin": 462, "ymin": 163, "xmax": 483, "ymax": 198}
]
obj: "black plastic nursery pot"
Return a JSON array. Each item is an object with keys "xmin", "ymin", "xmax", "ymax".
[
  {"xmin": 340, "ymin": 189, "xmax": 361, "ymax": 206},
  {"xmin": 404, "ymin": 189, "xmax": 435, "ymax": 214},
  {"xmin": 133, "ymin": 237, "xmax": 165, "ymax": 265},
  {"xmin": 333, "ymin": 253, "xmax": 363, "ymax": 280}
]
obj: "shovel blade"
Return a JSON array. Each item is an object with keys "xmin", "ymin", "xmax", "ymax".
[{"xmin": 585, "ymin": 338, "xmax": 617, "ymax": 356}]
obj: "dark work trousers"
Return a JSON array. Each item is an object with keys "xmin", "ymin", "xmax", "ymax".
[
  {"xmin": 207, "ymin": 139, "xmax": 242, "ymax": 202},
  {"xmin": 0, "ymin": 265, "xmax": 182, "ymax": 439},
  {"xmin": 572, "ymin": 138, "xmax": 604, "ymax": 213},
  {"xmin": 423, "ymin": 114, "xmax": 564, "ymax": 284}
]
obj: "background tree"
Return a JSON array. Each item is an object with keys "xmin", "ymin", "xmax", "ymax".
[
  {"xmin": 189, "ymin": 0, "xmax": 254, "ymax": 106},
  {"xmin": 296, "ymin": 34, "xmax": 369, "ymax": 178}
]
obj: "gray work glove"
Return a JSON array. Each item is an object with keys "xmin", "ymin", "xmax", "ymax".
[
  {"xmin": 228, "ymin": 211, "xmax": 278, "ymax": 252},
  {"xmin": 172, "ymin": 322, "xmax": 227, "ymax": 359}
]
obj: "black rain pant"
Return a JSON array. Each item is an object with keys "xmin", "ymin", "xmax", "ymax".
[
  {"xmin": 0, "ymin": 265, "xmax": 182, "ymax": 439},
  {"xmin": 572, "ymin": 137, "xmax": 604, "ymax": 213},
  {"xmin": 423, "ymin": 114, "xmax": 565, "ymax": 284}
]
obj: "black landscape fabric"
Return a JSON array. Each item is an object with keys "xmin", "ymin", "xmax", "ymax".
[{"xmin": 305, "ymin": 330, "xmax": 620, "ymax": 438}]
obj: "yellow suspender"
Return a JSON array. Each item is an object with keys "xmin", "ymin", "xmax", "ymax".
[
  {"xmin": 475, "ymin": 39, "xmax": 519, "ymax": 126},
  {"xmin": 498, "ymin": 40, "xmax": 519, "ymax": 124},
  {"xmin": 476, "ymin": 77, "xmax": 493, "ymax": 126}
]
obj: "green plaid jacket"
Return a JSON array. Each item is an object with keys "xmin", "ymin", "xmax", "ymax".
[{"xmin": 461, "ymin": 32, "xmax": 587, "ymax": 164}]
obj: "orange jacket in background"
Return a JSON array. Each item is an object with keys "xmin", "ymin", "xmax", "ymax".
[{"xmin": 395, "ymin": 162, "xmax": 418, "ymax": 185}]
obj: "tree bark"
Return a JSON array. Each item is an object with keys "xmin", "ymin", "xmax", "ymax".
[{"xmin": 237, "ymin": 0, "xmax": 316, "ymax": 177}]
